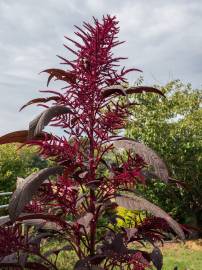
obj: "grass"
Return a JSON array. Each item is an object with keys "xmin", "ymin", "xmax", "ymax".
[
  {"xmin": 42, "ymin": 239, "xmax": 202, "ymax": 270},
  {"xmin": 161, "ymin": 240, "xmax": 202, "ymax": 270}
]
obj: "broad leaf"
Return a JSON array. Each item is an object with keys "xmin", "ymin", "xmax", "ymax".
[
  {"xmin": 0, "ymin": 262, "xmax": 24, "ymax": 269},
  {"xmin": 74, "ymin": 259, "xmax": 90, "ymax": 270},
  {"xmin": 101, "ymin": 85, "xmax": 127, "ymax": 99},
  {"xmin": 126, "ymin": 86, "xmax": 165, "ymax": 97},
  {"xmin": 103, "ymin": 233, "xmax": 128, "ymax": 254},
  {"xmin": 1, "ymin": 253, "xmax": 18, "ymax": 264},
  {"xmin": 115, "ymin": 194, "xmax": 185, "ymax": 240},
  {"xmin": 125, "ymin": 228, "xmax": 138, "ymax": 241},
  {"xmin": 0, "ymin": 130, "xmax": 29, "ymax": 144},
  {"xmin": 16, "ymin": 177, "xmax": 25, "ymax": 188},
  {"xmin": 22, "ymin": 218, "xmax": 63, "ymax": 231},
  {"xmin": 20, "ymin": 96, "xmax": 60, "ymax": 111},
  {"xmin": 9, "ymin": 166, "xmax": 64, "ymax": 221},
  {"xmin": 0, "ymin": 215, "xmax": 10, "ymax": 226},
  {"xmin": 41, "ymin": 68, "xmax": 76, "ymax": 86},
  {"xmin": 29, "ymin": 113, "xmax": 43, "ymax": 138},
  {"xmin": 112, "ymin": 138, "xmax": 169, "ymax": 182},
  {"xmin": 29, "ymin": 232, "xmax": 52, "ymax": 253},
  {"xmin": 77, "ymin": 212, "xmax": 93, "ymax": 228},
  {"xmin": 29, "ymin": 105, "xmax": 73, "ymax": 136},
  {"xmin": 0, "ymin": 130, "xmax": 50, "ymax": 144},
  {"xmin": 150, "ymin": 247, "xmax": 163, "ymax": 270}
]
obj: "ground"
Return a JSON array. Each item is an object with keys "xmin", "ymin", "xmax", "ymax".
[{"xmin": 43, "ymin": 239, "xmax": 202, "ymax": 270}]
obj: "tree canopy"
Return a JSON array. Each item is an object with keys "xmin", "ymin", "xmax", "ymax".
[{"xmin": 126, "ymin": 79, "xmax": 202, "ymax": 227}]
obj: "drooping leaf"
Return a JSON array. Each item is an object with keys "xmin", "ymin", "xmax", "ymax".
[
  {"xmin": 0, "ymin": 262, "xmax": 23, "ymax": 269},
  {"xmin": 16, "ymin": 177, "xmax": 25, "ymax": 188},
  {"xmin": 30, "ymin": 106, "xmax": 74, "ymax": 136},
  {"xmin": 112, "ymin": 138, "xmax": 169, "ymax": 182},
  {"xmin": 29, "ymin": 113, "xmax": 43, "ymax": 138},
  {"xmin": 77, "ymin": 212, "xmax": 93, "ymax": 228},
  {"xmin": 125, "ymin": 228, "xmax": 138, "ymax": 241},
  {"xmin": 0, "ymin": 215, "xmax": 10, "ymax": 226},
  {"xmin": 8, "ymin": 166, "xmax": 64, "ymax": 222},
  {"xmin": 21, "ymin": 219, "xmax": 63, "ymax": 231},
  {"xmin": 74, "ymin": 259, "xmax": 90, "ymax": 270},
  {"xmin": 29, "ymin": 232, "xmax": 52, "ymax": 253},
  {"xmin": 150, "ymin": 247, "xmax": 163, "ymax": 270},
  {"xmin": 41, "ymin": 68, "xmax": 76, "ymax": 86},
  {"xmin": 115, "ymin": 194, "xmax": 185, "ymax": 240},
  {"xmin": 0, "ymin": 130, "xmax": 29, "ymax": 144},
  {"xmin": 17, "ymin": 213, "xmax": 69, "ymax": 231},
  {"xmin": 19, "ymin": 96, "xmax": 60, "ymax": 111},
  {"xmin": 1, "ymin": 253, "xmax": 18, "ymax": 264},
  {"xmin": 0, "ymin": 130, "xmax": 50, "ymax": 144},
  {"xmin": 121, "ymin": 67, "xmax": 142, "ymax": 76},
  {"xmin": 126, "ymin": 86, "xmax": 165, "ymax": 97},
  {"xmin": 101, "ymin": 85, "xmax": 127, "ymax": 99},
  {"xmin": 103, "ymin": 233, "xmax": 128, "ymax": 254}
]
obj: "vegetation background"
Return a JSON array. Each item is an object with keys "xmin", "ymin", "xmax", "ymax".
[{"xmin": 0, "ymin": 79, "xmax": 201, "ymax": 269}]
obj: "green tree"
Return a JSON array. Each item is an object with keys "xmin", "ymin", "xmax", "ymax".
[
  {"xmin": 126, "ymin": 79, "xmax": 202, "ymax": 228},
  {"xmin": 0, "ymin": 144, "xmax": 48, "ymax": 207}
]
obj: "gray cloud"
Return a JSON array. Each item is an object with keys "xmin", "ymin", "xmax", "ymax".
[{"xmin": 0, "ymin": 0, "xmax": 201, "ymax": 133}]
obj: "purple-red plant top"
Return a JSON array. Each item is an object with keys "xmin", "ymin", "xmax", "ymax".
[{"xmin": 0, "ymin": 15, "xmax": 185, "ymax": 270}]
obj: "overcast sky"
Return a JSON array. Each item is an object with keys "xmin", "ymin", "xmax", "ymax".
[{"xmin": 0, "ymin": 0, "xmax": 201, "ymax": 134}]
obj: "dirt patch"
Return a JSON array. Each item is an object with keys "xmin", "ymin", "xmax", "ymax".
[
  {"xmin": 162, "ymin": 239, "xmax": 202, "ymax": 251},
  {"xmin": 184, "ymin": 239, "xmax": 202, "ymax": 251}
]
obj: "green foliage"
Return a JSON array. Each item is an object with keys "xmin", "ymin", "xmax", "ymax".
[
  {"xmin": 126, "ymin": 79, "xmax": 202, "ymax": 226},
  {"xmin": 0, "ymin": 144, "xmax": 49, "ymax": 208},
  {"xmin": 116, "ymin": 206, "xmax": 145, "ymax": 228}
]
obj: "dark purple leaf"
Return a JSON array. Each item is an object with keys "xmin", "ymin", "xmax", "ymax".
[
  {"xmin": 0, "ymin": 263, "xmax": 23, "ymax": 269},
  {"xmin": 0, "ymin": 130, "xmax": 29, "ymax": 144},
  {"xmin": 112, "ymin": 138, "xmax": 169, "ymax": 182},
  {"xmin": 19, "ymin": 96, "xmax": 60, "ymax": 111},
  {"xmin": 150, "ymin": 247, "xmax": 163, "ymax": 270},
  {"xmin": 21, "ymin": 219, "xmax": 63, "ymax": 231},
  {"xmin": 77, "ymin": 212, "xmax": 93, "ymax": 228},
  {"xmin": 126, "ymin": 86, "xmax": 165, "ymax": 97},
  {"xmin": 125, "ymin": 228, "xmax": 138, "ymax": 241},
  {"xmin": 9, "ymin": 166, "xmax": 64, "ymax": 221},
  {"xmin": 115, "ymin": 194, "xmax": 185, "ymax": 240},
  {"xmin": 41, "ymin": 68, "xmax": 76, "ymax": 86},
  {"xmin": 101, "ymin": 233, "xmax": 127, "ymax": 255},
  {"xmin": 30, "ymin": 105, "xmax": 74, "ymax": 136},
  {"xmin": 101, "ymin": 85, "xmax": 127, "ymax": 99},
  {"xmin": 74, "ymin": 259, "xmax": 90, "ymax": 270},
  {"xmin": 0, "ymin": 215, "xmax": 10, "ymax": 226},
  {"xmin": 1, "ymin": 253, "xmax": 18, "ymax": 264},
  {"xmin": 0, "ymin": 130, "xmax": 51, "ymax": 144}
]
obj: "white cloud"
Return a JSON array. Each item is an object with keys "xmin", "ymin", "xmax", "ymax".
[{"xmin": 0, "ymin": 0, "xmax": 201, "ymax": 133}]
